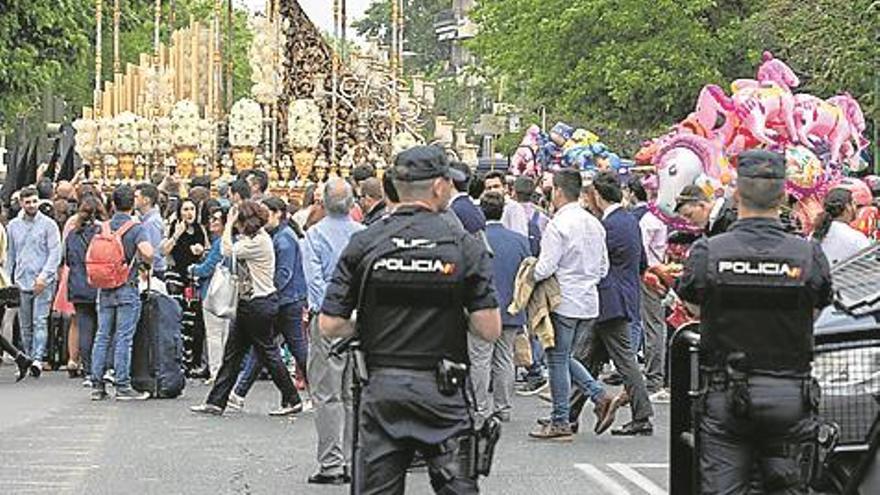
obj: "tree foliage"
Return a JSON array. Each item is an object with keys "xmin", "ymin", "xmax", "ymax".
[
  {"xmin": 0, "ymin": 0, "xmax": 92, "ymax": 128},
  {"xmin": 469, "ymin": 0, "xmax": 876, "ymax": 149},
  {"xmin": 353, "ymin": 0, "xmax": 449, "ymax": 74}
]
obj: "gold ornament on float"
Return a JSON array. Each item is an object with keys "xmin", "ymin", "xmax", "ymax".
[
  {"xmin": 118, "ymin": 153, "xmax": 135, "ymax": 180},
  {"xmin": 176, "ymin": 146, "xmax": 198, "ymax": 178},
  {"xmin": 232, "ymin": 146, "xmax": 256, "ymax": 170}
]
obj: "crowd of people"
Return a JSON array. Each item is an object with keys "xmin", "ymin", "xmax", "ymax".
[{"xmin": 2, "ymin": 147, "xmax": 876, "ymax": 483}]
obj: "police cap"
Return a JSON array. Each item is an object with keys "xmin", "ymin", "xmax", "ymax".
[
  {"xmin": 392, "ymin": 146, "xmax": 467, "ymax": 182},
  {"xmin": 736, "ymin": 150, "xmax": 786, "ymax": 179}
]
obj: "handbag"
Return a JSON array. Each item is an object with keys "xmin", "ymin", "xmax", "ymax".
[{"xmin": 203, "ymin": 250, "xmax": 238, "ymax": 319}]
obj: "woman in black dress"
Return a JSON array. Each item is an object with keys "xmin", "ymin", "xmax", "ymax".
[{"xmin": 161, "ymin": 198, "xmax": 209, "ymax": 376}]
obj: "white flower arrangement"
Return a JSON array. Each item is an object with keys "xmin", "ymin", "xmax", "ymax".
[
  {"xmin": 113, "ymin": 112, "xmax": 142, "ymax": 155},
  {"xmin": 95, "ymin": 117, "xmax": 116, "ymax": 155},
  {"xmin": 287, "ymin": 99, "xmax": 323, "ymax": 149},
  {"xmin": 170, "ymin": 100, "xmax": 201, "ymax": 148},
  {"xmin": 72, "ymin": 118, "xmax": 98, "ymax": 162},
  {"xmin": 229, "ymin": 98, "xmax": 264, "ymax": 147},
  {"xmin": 248, "ymin": 15, "xmax": 287, "ymax": 105}
]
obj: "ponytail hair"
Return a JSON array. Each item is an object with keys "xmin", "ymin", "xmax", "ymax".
[{"xmin": 812, "ymin": 188, "xmax": 852, "ymax": 242}]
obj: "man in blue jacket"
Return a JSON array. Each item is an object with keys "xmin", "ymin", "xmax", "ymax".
[
  {"xmin": 230, "ymin": 196, "xmax": 307, "ymax": 416},
  {"xmin": 581, "ymin": 171, "xmax": 654, "ymax": 436},
  {"xmin": 480, "ymin": 191, "xmax": 531, "ymax": 422}
]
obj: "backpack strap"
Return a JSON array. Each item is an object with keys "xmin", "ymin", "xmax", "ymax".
[{"xmin": 114, "ymin": 219, "xmax": 138, "ymax": 239}]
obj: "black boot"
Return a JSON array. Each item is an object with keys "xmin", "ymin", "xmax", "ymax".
[{"xmin": 14, "ymin": 352, "xmax": 35, "ymax": 382}]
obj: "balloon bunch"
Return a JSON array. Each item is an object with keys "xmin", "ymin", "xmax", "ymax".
[
  {"xmin": 637, "ymin": 52, "xmax": 870, "ymax": 223},
  {"xmin": 509, "ymin": 123, "xmax": 620, "ymax": 176}
]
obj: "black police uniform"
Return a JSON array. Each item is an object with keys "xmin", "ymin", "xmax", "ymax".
[
  {"xmin": 322, "ymin": 149, "xmax": 499, "ymax": 494},
  {"xmin": 676, "ymin": 151, "xmax": 833, "ymax": 495}
]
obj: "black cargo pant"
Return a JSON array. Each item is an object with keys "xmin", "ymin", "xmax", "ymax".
[
  {"xmin": 699, "ymin": 375, "xmax": 815, "ymax": 495},
  {"xmin": 206, "ymin": 293, "xmax": 298, "ymax": 409},
  {"xmin": 358, "ymin": 368, "xmax": 478, "ymax": 494}
]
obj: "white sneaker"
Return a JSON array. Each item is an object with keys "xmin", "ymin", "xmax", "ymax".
[
  {"xmin": 649, "ymin": 389, "xmax": 671, "ymax": 404},
  {"xmin": 227, "ymin": 392, "xmax": 245, "ymax": 411}
]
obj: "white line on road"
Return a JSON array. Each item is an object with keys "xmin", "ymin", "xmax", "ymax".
[
  {"xmin": 608, "ymin": 464, "xmax": 668, "ymax": 495},
  {"xmin": 574, "ymin": 463, "xmax": 631, "ymax": 495},
  {"xmin": 0, "ymin": 481, "xmax": 74, "ymax": 487},
  {"xmin": 625, "ymin": 463, "xmax": 668, "ymax": 469},
  {"xmin": 0, "ymin": 465, "xmax": 96, "ymax": 471}
]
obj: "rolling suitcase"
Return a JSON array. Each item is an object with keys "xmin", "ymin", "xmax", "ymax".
[{"xmin": 131, "ymin": 289, "xmax": 186, "ymax": 398}]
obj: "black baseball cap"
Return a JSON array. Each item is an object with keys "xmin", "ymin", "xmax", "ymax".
[
  {"xmin": 392, "ymin": 146, "xmax": 467, "ymax": 182},
  {"xmin": 736, "ymin": 149, "xmax": 786, "ymax": 179},
  {"xmin": 674, "ymin": 184, "xmax": 710, "ymax": 212}
]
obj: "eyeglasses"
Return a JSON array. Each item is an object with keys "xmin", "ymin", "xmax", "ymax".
[{"xmin": 211, "ymin": 216, "xmax": 223, "ymax": 222}]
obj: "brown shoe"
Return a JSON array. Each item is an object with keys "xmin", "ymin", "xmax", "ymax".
[
  {"xmin": 595, "ymin": 392, "xmax": 625, "ymax": 435},
  {"xmin": 592, "ymin": 395, "xmax": 612, "ymax": 433},
  {"xmin": 529, "ymin": 422, "xmax": 573, "ymax": 442}
]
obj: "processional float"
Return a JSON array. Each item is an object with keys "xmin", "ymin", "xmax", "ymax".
[{"xmin": 73, "ymin": 0, "xmax": 433, "ymax": 198}]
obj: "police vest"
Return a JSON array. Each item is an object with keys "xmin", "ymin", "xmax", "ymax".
[
  {"xmin": 702, "ymin": 232, "xmax": 814, "ymax": 373},
  {"xmin": 358, "ymin": 214, "xmax": 470, "ymax": 370}
]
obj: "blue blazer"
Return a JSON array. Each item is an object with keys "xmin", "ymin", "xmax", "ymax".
[
  {"xmin": 597, "ymin": 208, "xmax": 644, "ymax": 324},
  {"xmin": 485, "ymin": 222, "xmax": 530, "ymax": 327},
  {"xmin": 450, "ymin": 195, "xmax": 487, "ymax": 235}
]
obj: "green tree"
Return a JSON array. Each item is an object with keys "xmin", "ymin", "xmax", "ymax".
[
  {"xmin": 470, "ymin": 0, "xmax": 764, "ymax": 136},
  {"xmin": 468, "ymin": 0, "xmax": 875, "ymax": 152},
  {"xmin": 353, "ymin": 0, "xmax": 448, "ymax": 74},
  {"xmin": 0, "ymin": 1, "xmax": 92, "ymax": 128}
]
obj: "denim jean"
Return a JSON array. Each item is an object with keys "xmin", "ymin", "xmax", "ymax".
[
  {"xmin": 74, "ymin": 303, "xmax": 98, "ymax": 377},
  {"xmin": 526, "ymin": 333, "xmax": 545, "ymax": 379},
  {"xmin": 546, "ymin": 313, "xmax": 604, "ymax": 425},
  {"xmin": 233, "ymin": 299, "xmax": 307, "ymax": 398},
  {"xmin": 91, "ymin": 300, "xmax": 142, "ymax": 390},
  {"xmin": 19, "ymin": 283, "xmax": 56, "ymax": 361}
]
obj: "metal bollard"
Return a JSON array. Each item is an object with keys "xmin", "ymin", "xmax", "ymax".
[{"xmin": 670, "ymin": 324, "xmax": 701, "ymax": 495}]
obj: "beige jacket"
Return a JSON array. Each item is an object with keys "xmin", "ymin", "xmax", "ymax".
[{"xmin": 508, "ymin": 257, "xmax": 560, "ymax": 350}]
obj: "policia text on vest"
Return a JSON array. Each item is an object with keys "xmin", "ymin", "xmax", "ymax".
[{"xmin": 320, "ymin": 204, "xmax": 502, "ymax": 494}]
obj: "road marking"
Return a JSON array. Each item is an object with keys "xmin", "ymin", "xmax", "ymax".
[
  {"xmin": 625, "ymin": 463, "xmax": 668, "ymax": 469},
  {"xmin": 0, "ymin": 465, "xmax": 96, "ymax": 472},
  {"xmin": 574, "ymin": 463, "xmax": 631, "ymax": 495},
  {"xmin": 0, "ymin": 481, "xmax": 74, "ymax": 487},
  {"xmin": 608, "ymin": 463, "xmax": 668, "ymax": 495}
]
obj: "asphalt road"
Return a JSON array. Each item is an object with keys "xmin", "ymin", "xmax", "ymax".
[{"xmin": 0, "ymin": 368, "xmax": 669, "ymax": 494}]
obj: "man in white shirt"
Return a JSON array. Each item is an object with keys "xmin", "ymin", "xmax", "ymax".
[
  {"xmin": 813, "ymin": 188, "xmax": 871, "ymax": 265},
  {"xmin": 529, "ymin": 169, "xmax": 612, "ymax": 441}
]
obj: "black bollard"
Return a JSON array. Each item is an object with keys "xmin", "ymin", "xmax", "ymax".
[{"xmin": 669, "ymin": 324, "xmax": 701, "ymax": 495}]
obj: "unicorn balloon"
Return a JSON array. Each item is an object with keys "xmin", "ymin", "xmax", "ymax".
[{"xmin": 653, "ymin": 134, "xmax": 727, "ymax": 215}]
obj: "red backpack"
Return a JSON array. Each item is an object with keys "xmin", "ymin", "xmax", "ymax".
[{"xmin": 85, "ymin": 220, "xmax": 138, "ymax": 289}]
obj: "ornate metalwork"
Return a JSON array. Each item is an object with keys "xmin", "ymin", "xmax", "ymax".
[{"xmin": 278, "ymin": 0, "xmax": 426, "ymax": 170}]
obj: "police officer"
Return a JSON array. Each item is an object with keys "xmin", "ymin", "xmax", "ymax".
[
  {"xmin": 677, "ymin": 150, "xmax": 833, "ymax": 494},
  {"xmin": 319, "ymin": 146, "xmax": 502, "ymax": 494}
]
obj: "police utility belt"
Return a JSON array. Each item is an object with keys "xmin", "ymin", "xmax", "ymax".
[{"xmin": 700, "ymin": 353, "xmax": 820, "ymax": 419}]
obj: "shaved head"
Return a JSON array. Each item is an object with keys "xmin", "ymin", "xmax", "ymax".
[{"xmin": 56, "ymin": 181, "xmax": 74, "ymax": 200}]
